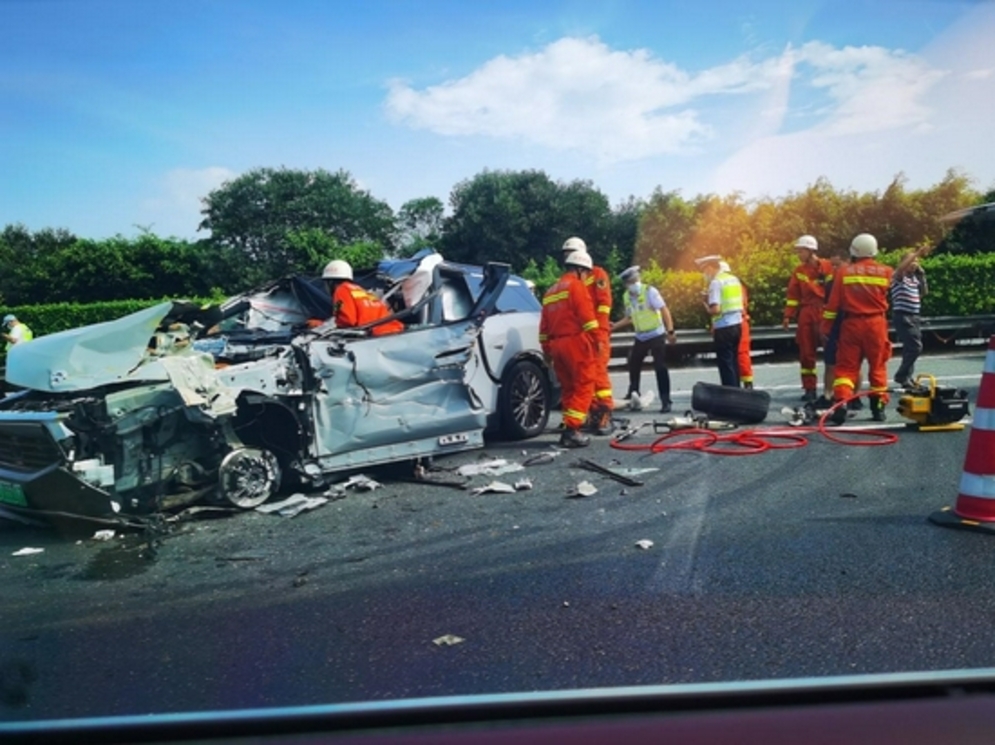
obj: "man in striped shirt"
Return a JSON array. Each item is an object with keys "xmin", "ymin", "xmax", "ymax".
[{"xmin": 890, "ymin": 246, "xmax": 931, "ymax": 388}]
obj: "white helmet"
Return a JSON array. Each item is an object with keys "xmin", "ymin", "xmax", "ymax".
[
  {"xmin": 322, "ymin": 259, "xmax": 353, "ymax": 280},
  {"xmin": 561, "ymin": 236, "xmax": 587, "ymax": 254},
  {"xmin": 794, "ymin": 235, "xmax": 818, "ymax": 252},
  {"xmin": 564, "ymin": 250, "xmax": 593, "ymax": 269},
  {"xmin": 849, "ymin": 233, "xmax": 878, "ymax": 258}
]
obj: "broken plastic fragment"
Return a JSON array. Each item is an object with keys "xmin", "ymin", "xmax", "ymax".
[
  {"xmin": 92, "ymin": 530, "xmax": 116, "ymax": 541},
  {"xmin": 635, "ymin": 539, "xmax": 654, "ymax": 550},
  {"xmin": 567, "ymin": 480, "xmax": 598, "ymax": 498},
  {"xmin": 522, "ymin": 451, "xmax": 560, "ymax": 467},
  {"xmin": 457, "ymin": 459, "xmax": 524, "ymax": 477},
  {"xmin": 432, "ymin": 634, "xmax": 465, "ymax": 646},
  {"xmin": 343, "ymin": 474, "xmax": 382, "ymax": 491},
  {"xmin": 12, "ymin": 547, "xmax": 44, "ymax": 556},
  {"xmin": 469, "ymin": 481, "xmax": 517, "ymax": 497},
  {"xmin": 256, "ymin": 493, "xmax": 329, "ymax": 517},
  {"xmin": 514, "ymin": 478, "xmax": 533, "ymax": 491}
]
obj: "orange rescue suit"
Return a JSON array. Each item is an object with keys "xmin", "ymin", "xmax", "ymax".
[
  {"xmin": 784, "ymin": 257, "xmax": 833, "ymax": 392},
  {"xmin": 738, "ymin": 284, "xmax": 753, "ymax": 386},
  {"xmin": 820, "ymin": 258, "xmax": 893, "ymax": 403},
  {"xmin": 332, "ymin": 281, "xmax": 404, "ymax": 336},
  {"xmin": 584, "ymin": 265, "xmax": 614, "ymax": 413},
  {"xmin": 540, "ymin": 271, "xmax": 599, "ymax": 430}
]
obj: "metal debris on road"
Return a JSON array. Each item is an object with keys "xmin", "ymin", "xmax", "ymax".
[
  {"xmin": 11, "ymin": 547, "xmax": 44, "ymax": 556},
  {"xmin": 432, "ymin": 634, "xmax": 465, "ymax": 646},
  {"xmin": 521, "ymin": 451, "xmax": 560, "ymax": 467},
  {"xmin": 255, "ymin": 493, "xmax": 329, "ymax": 517},
  {"xmin": 469, "ymin": 481, "xmax": 517, "ymax": 497},
  {"xmin": 635, "ymin": 539, "xmax": 655, "ymax": 550},
  {"xmin": 457, "ymin": 459, "xmax": 525, "ymax": 477},
  {"xmin": 567, "ymin": 480, "xmax": 598, "ymax": 498},
  {"xmin": 572, "ymin": 458, "xmax": 645, "ymax": 487}
]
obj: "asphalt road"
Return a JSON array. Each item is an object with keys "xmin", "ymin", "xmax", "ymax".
[{"xmin": 1, "ymin": 348, "xmax": 992, "ymax": 722}]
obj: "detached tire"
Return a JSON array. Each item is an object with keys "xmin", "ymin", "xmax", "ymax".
[
  {"xmin": 498, "ymin": 359, "xmax": 551, "ymax": 440},
  {"xmin": 691, "ymin": 382, "xmax": 770, "ymax": 424}
]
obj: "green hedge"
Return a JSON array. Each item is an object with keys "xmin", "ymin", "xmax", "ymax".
[{"xmin": 634, "ymin": 250, "xmax": 995, "ymax": 330}]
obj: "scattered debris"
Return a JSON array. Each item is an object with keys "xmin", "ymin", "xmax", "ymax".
[
  {"xmin": 167, "ymin": 505, "xmax": 240, "ymax": 523},
  {"xmin": 432, "ymin": 634, "xmax": 465, "ymax": 647},
  {"xmin": 92, "ymin": 530, "xmax": 116, "ymax": 542},
  {"xmin": 457, "ymin": 459, "xmax": 525, "ymax": 477},
  {"xmin": 567, "ymin": 480, "xmax": 598, "ymax": 498},
  {"xmin": 469, "ymin": 481, "xmax": 517, "ymax": 497},
  {"xmin": 342, "ymin": 474, "xmax": 383, "ymax": 491},
  {"xmin": 514, "ymin": 478, "xmax": 533, "ymax": 491},
  {"xmin": 840, "ymin": 493, "xmax": 859, "ymax": 499},
  {"xmin": 522, "ymin": 451, "xmax": 560, "ymax": 467},
  {"xmin": 614, "ymin": 421, "xmax": 650, "ymax": 442},
  {"xmin": 635, "ymin": 539, "xmax": 655, "ymax": 550},
  {"xmin": 11, "ymin": 548, "xmax": 44, "ymax": 557},
  {"xmin": 255, "ymin": 494, "xmax": 329, "ymax": 517},
  {"xmin": 572, "ymin": 458, "xmax": 645, "ymax": 487}
]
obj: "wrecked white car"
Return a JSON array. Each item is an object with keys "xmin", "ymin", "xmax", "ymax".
[{"xmin": 0, "ymin": 252, "xmax": 554, "ymax": 525}]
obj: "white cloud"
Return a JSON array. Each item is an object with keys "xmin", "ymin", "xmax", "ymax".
[
  {"xmin": 385, "ymin": 36, "xmax": 787, "ymax": 163},
  {"xmin": 791, "ymin": 41, "xmax": 947, "ymax": 135},
  {"xmin": 384, "ymin": 35, "xmax": 944, "ymax": 167}
]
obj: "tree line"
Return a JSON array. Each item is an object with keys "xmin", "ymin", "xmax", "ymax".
[{"xmin": 1, "ymin": 165, "xmax": 991, "ymax": 309}]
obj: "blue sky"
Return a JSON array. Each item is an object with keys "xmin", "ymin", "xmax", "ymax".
[{"xmin": 3, "ymin": 0, "xmax": 994, "ymax": 241}]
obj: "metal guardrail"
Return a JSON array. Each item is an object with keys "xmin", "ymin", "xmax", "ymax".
[{"xmin": 609, "ymin": 314, "xmax": 995, "ymax": 366}]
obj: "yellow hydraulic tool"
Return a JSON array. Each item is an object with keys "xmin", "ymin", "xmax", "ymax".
[{"xmin": 896, "ymin": 374, "xmax": 970, "ymax": 432}]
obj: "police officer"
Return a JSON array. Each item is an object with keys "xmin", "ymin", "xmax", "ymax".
[
  {"xmin": 696, "ymin": 256, "xmax": 744, "ymax": 387},
  {"xmin": 3, "ymin": 314, "xmax": 33, "ymax": 351},
  {"xmin": 611, "ymin": 266, "xmax": 676, "ymax": 413}
]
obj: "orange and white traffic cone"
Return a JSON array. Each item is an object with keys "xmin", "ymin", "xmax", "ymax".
[{"xmin": 930, "ymin": 335, "xmax": 995, "ymax": 533}]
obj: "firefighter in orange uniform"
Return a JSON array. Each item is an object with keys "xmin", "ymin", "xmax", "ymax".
[
  {"xmin": 540, "ymin": 250, "xmax": 600, "ymax": 448},
  {"xmin": 820, "ymin": 233, "xmax": 893, "ymax": 424},
  {"xmin": 322, "ymin": 260, "xmax": 404, "ymax": 336},
  {"xmin": 782, "ymin": 235, "xmax": 834, "ymax": 404},
  {"xmin": 561, "ymin": 236, "xmax": 614, "ymax": 435}
]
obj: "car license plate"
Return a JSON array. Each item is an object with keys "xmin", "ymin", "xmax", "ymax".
[{"xmin": 0, "ymin": 480, "xmax": 28, "ymax": 507}]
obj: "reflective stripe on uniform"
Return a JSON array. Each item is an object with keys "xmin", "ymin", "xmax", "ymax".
[{"xmin": 842, "ymin": 275, "xmax": 889, "ymax": 287}]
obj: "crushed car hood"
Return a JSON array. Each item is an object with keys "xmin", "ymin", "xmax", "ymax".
[{"xmin": 5, "ymin": 302, "xmax": 180, "ymax": 392}]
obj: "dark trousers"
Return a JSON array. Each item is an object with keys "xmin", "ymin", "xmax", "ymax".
[
  {"xmin": 626, "ymin": 334, "xmax": 672, "ymax": 405},
  {"xmin": 892, "ymin": 311, "xmax": 923, "ymax": 383},
  {"xmin": 713, "ymin": 324, "xmax": 742, "ymax": 387}
]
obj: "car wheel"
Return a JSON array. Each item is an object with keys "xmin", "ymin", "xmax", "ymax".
[
  {"xmin": 216, "ymin": 447, "xmax": 282, "ymax": 509},
  {"xmin": 498, "ymin": 359, "xmax": 550, "ymax": 439}
]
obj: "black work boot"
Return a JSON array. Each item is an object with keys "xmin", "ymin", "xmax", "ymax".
[
  {"xmin": 869, "ymin": 396, "xmax": 886, "ymax": 422},
  {"xmin": 593, "ymin": 409, "xmax": 614, "ymax": 436},
  {"xmin": 559, "ymin": 428, "xmax": 591, "ymax": 448},
  {"xmin": 828, "ymin": 401, "xmax": 848, "ymax": 426}
]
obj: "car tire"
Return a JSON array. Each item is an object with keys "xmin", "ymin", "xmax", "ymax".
[
  {"xmin": 215, "ymin": 447, "xmax": 282, "ymax": 509},
  {"xmin": 691, "ymin": 381, "xmax": 770, "ymax": 424},
  {"xmin": 498, "ymin": 359, "xmax": 551, "ymax": 440}
]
